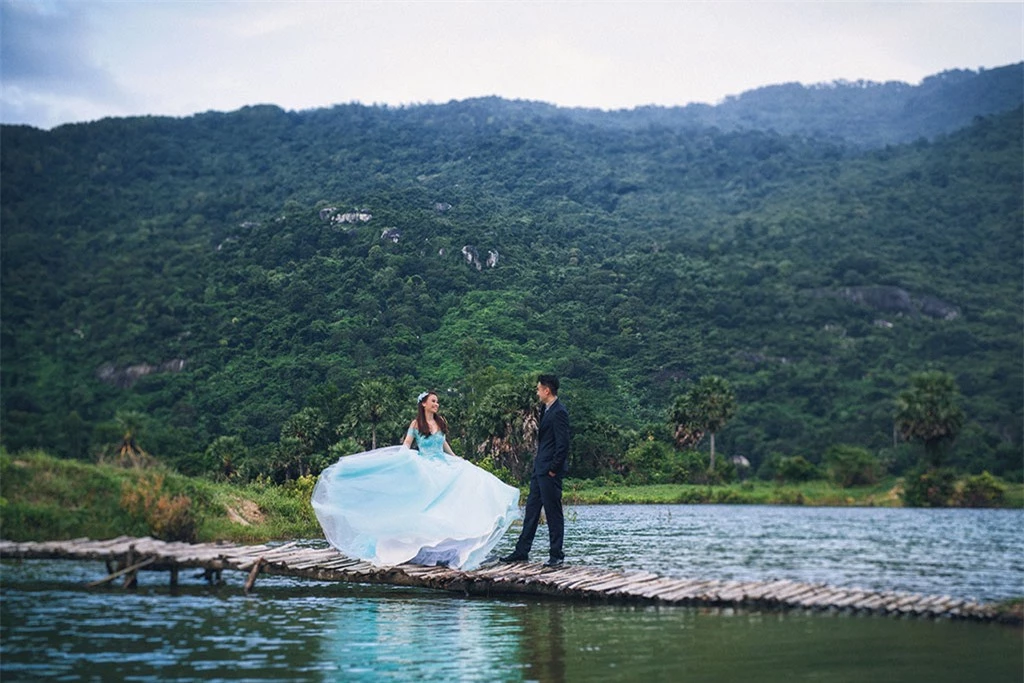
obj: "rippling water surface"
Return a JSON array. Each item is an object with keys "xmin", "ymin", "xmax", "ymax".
[
  {"xmin": 560, "ymin": 504, "xmax": 1024, "ymax": 602},
  {"xmin": 2, "ymin": 505, "xmax": 1022, "ymax": 681}
]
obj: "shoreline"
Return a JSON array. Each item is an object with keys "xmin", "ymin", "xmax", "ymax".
[{"xmin": 2, "ymin": 450, "xmax": 1020, "ymax": 548}]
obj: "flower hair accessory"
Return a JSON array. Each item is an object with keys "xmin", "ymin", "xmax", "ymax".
[{"xmin": 417, "ymin": 391, "xmax": 430, "ymax": 404}]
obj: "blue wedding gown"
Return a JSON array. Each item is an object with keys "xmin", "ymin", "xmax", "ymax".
[{"xmin": 311, "ymin": 429, "xmax": 521, "ymax": 570}]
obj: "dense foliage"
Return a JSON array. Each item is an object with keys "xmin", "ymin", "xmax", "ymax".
[{"xmin": 2, "ymin": 65, "xmax": 1021, "ymax": 484}]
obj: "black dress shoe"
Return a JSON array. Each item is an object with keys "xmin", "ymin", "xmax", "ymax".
[
  {"xmin": 543, "ymin": 557, "xmax": 564, "ymax": 568},
  {"xmin": 499, "ymin": 553, "xmax": 528, "ymax": 563}
]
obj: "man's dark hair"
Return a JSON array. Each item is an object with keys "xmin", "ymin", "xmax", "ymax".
[{"xmin": 538, "ymin": 374, "xmax": 559, "ymax": 395}]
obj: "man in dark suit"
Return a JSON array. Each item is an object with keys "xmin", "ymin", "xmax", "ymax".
[{"xmin": 502, "ymin": 374, "xmax": 570, "ymax": 567}]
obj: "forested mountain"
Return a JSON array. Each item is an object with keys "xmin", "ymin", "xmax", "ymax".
[
  {"xmin": 517, "ymin": 63, "xmax": 1023, "ymax": 148},
  {"xmin": 2, "ymin": 64, "xmax": 1021, "ymax": 482}
]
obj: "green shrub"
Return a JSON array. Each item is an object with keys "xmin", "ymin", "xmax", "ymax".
[
  {"xmin": 623, "ymin": 440, "xmax": 675, "ymax": 485},
  {"xmin": 957, "ymin": 471, "xmax": 1006, "ymax": 508},
  {"xmin": 824, "ymin": 444, "xmax": 881, "ymax": 487},
  {"xmin": 902, "ymin": 467, "xmax": 957, "ymax": 507},
  {"xmin": 775, "ymin": 456, "xmax": 822, "ymax": 483},
  {"xmin": 120, "ymin": 473, "xmax": 197, "ymax": 542}
]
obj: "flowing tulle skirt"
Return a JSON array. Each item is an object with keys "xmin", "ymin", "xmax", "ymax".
[{"xmin": 311, "ymin": 445, "xmax": 520, "ymax": 570}]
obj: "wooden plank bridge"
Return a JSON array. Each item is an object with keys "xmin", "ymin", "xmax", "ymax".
[{"xmin": 0, "ymin": 536, "xmax": 1008, "ymax": 623}]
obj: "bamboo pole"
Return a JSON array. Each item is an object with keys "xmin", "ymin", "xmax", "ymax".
[
  {"xmin": 86, "ymin": 557, "xmax": 156, "ymax": 588},
  {"xmin": 244, "ymin": 557, "xmax": 266, "ymax": 594}
]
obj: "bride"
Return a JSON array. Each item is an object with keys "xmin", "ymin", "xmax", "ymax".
[{"xmin": 311, "ymin": 391, "xmax": 521, "ymax": 570}]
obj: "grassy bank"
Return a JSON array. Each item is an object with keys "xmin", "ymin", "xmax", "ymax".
[
  {"xmin": 2, "ymin": 449, "xmax": 1020, "ymax": 544},
  {"xmin": 562, "ymin": 478, "xmax": 907, "ymax": 506},
  {"xmin": 0, "ymin": 449, "xmax": 322, "ymax": 543},
  {"xmin": 562, "ymin": 476, "xmax": 1024, "ymax": 507}
]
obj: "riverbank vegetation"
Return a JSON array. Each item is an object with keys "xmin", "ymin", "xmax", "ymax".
[{"xmin": 2, "ymin": 449, "xmax": 1020, "ymax": 545}]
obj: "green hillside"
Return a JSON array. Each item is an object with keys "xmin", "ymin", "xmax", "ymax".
[{"xmin": 1, "ymin": 77, "xmax": 1021, "ymax": 484}]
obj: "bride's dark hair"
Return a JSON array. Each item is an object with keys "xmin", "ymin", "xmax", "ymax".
[{"xmin": 416, "ymin": 391, "xmax": 448, "ymax": 436}]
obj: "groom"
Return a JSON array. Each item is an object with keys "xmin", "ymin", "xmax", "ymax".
[{"xmin": 502, "ymin": 374, "xmax": 570, "ymax": 567}]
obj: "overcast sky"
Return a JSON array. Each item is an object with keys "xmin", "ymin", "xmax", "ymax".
[{"xmin": 2, "ymin": 0, "xmax": 1021, "ymax": 130}]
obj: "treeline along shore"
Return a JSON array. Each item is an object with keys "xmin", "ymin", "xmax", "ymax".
[
  {"xmin": 1, "ymin": 449, "xmax": 1020, "ymax": 548},
  {"xmin": 1, "ymin": 65, "xmax": 1021, "ymax": 529}
]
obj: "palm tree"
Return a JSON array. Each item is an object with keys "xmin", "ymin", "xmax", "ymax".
[
  {"xmin": 468, "ymin": 377, "xmax": 538, "ymax": 482},
  {"xmin": 895, "ymin": 370, "xmax": 964, "ymax": 467},
  {"xmin": 348, "ymin": 379, "xmax": 400, "ymax": 450},
  {"xmin": 114, "ymin": 410, "xmax": 150, "ymax": 468},
  {"xmin": 671, "ymin": 376, "xmax": 737, "ymax": 472}
]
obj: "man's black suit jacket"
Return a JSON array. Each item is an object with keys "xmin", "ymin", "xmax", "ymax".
[{"xmin": 534, "ymin": 399, "xmax": 570, "ymax": 477}]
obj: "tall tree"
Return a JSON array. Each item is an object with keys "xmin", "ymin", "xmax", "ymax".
[
  {"xmin": 469, "ymin": 377, "xmax": 538, "ymax": 482},
  {"xmin": 895, "ymin": 370, "xmax": 964, "ymax": 467},
  {"xmin": 114, "ymin": 410, "xmax": 151, "ymax": 468},
  {"xmin": 347, "ymin": 379, "xmax": 401, "ymax": 450},
  {"xmin": 278, "ymin": 407, "xmax": 329, "ymax": 477},
  {"xmin": 672, "ymin": 376, "xmax": 737, "ymax": 472}
]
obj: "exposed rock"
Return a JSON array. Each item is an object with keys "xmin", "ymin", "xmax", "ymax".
[
  {"xmin": 96, "ymin": 359, "xmax": 187, "ymax": 389},
  {"xmin": 917, "ymin": 295, "xmax": 960, "ymax": 321},
  {"xmin": 337, "ymin": 211, "xmax": 372, "ymax": 224},
  {"xmin": 381, "ymin": 228, "xmax": 402, "ymax": 243},
  {"xmin": 730, "ymin": 456, "xmax": 751, "ymax": 469},
  {"xmin": 458, "ymin": 246, "xmax": 499, "ymax": 270},
  {"xmin": 320, "ymin": 207, "xmax": 372, "ymax": 224},
  {"xmin": 462, "ymin": 245, "xmax": 482, "ymax": 270},
  {"xmin": 810, "ymin": 286, "xmax": 959, "ymax": 320},
  {"xmin": 216, "ymin": 236, "xmax": 238, "ymax": 251}
]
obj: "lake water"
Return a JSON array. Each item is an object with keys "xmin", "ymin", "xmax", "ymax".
[{"xmin": 3, "ymin": 505, "xmax": 1022, "ymax": 682}]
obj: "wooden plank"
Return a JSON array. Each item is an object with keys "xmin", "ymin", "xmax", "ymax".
[
  {"xmin": 244, "ymin": 558, "xmax": 266, "ymax": 593},
  {"xmin": 832, "ymin": 590, "xmax": 871, "ymax": 608},
  {"xmin": 762, "ymin": 582, "xmax": 811, "ymax": 602},
  {"xmin": 803, "ymin": 589, "xmax": 850, "ymax": 608},
  {"xmin": 717, "ymin": 582, "xmax": 757, "ymax": 602},
  {"xmin": 774, "ymin": 584, "xmax": 825, "ymax": 605},
  {"xmin": 319, "ymin": 557, "xmax": 364, "ymax": 571},
  {"xmin": 606, "ymin": 574, "xmax": 665, "ymax": 596},
  {"xmin": 568, "ymin": 572, "xmax": 631, "ymax": 592},
  {"xmin": 540, "ymin": 566, "xmax": 592, "ymax": 586},
  {"xmin": 85, "ymin": 557, "xmax": 156, "ymax": 587},
  {"xmin": 889, "ymin": 593, "xmax": 923, "ymax": 612},
  {"xmin": 640, "ymin": 578, "xmax": 701, "ymax": 599},
  {"xmin": 559, "ymin": 569, "xmax": 616, "ymax": 591},
  {"xmin": 654, "ymin": 579, "xmax": 718, "ymax": 602},
  {"xmin": 658, "ymin": 580, "xmax": 724, "ymax": 603}
]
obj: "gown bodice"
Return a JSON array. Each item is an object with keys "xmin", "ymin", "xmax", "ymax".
[{"xmin": 409, "ymin": 428, "xmax": 446, "ymax": 459}]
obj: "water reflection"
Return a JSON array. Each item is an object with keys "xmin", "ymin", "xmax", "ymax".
[
  {"xmin": 1, "ymin": 563, "xmax": 1021, "ymax": 682},
  {"xmin": 520, "ymin": 599, "xmax": 566, "ymax": 683},
  {"xmin": 320, "ymin": 593, "xmax": 523, "ymax": 680}
]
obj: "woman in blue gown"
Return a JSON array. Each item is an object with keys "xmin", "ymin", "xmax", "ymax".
[{"xmin": 312, "ymin": 391, "xmax": 521, "ymax": 570}]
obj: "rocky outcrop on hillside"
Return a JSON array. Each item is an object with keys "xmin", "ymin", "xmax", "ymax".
[
  {"xmin": 319, "ymin": 207, "xmax": 372, "ymax": 224},
  {"xmin": 96, "ymin": 359, "xmax": 186, "ymax": 389},
  {"xmin": 461, "ymin": 246, "xmax": 500, "ymax": 270},
  {"xmin": 810, "ymin": 286, "xmax": 959, "ymax": 320}
]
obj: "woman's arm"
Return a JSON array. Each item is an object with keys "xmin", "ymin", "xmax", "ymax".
[
  {"xmin": 402, "ymin": 420, "xmax": 417, "ymax": 448},
  {"xmin": 443, "ymin": 438, "xmax": 457, "ymax": 457}
]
